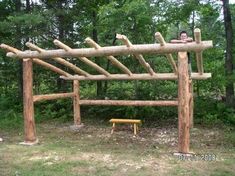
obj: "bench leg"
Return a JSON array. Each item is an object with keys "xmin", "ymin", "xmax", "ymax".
[
  {"xmin": 111, "ymin": 123, "xmax": 115, "ymax": 134},
  {"xmin": 134, "ymin": 123, "xmax": 137, "ymax": 135}
]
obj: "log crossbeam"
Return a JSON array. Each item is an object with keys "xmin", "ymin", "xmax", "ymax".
[
  {"xmin": 26, "ymin": 42, "xmax": 90, "ymax": 77},
  {"xmin": 53, "ymin": 40, "xmax": 110, "ymax": 77},
  {"xmin": 1, "ymin": 30, "xmax": 212, "ymax": 82},
  {"xmin": 155, "ymin": 32, "xmax": 178, "ymax": 75},
  {"xmin": 33, "ymin": 92, "xmax": 74, "ymax": 102},
  {"xmin": 79, "ymin": 100, "xmax": 178, "ymax": 106},
  {"xmin": 85, "ymin": 37, "xmax": 132, "ymax": 76},
  {"xmin": 0, "ymin": 44, "xmax": 71, "ymax": 77},
  {"xmin": 60, "ymin": 73, "xmax": 211, "ymax": 81},
  {"xmin": 5, "ymin": 41, "xmax": 213, "ymax": 59}
]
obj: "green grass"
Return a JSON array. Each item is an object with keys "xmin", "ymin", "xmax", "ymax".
[{"xmin": 0, "ymin": 118, "xmax": 235, "ymax": 176}]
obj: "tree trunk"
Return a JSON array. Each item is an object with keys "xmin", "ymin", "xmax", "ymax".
[
  {"xmin": 26, "ymin": 0, "xmax": 30, "ymax": 11},
  {"xmin": 222, "ymin": 0, "xmax": 234, "ymax": 108},
  {"xmin": 15, "ymin": 0, "xmax": 23, "ymax": 99},
  {"xmin": 56, "ymin": 1, "xmax": 67, "ymax": 92},
  {"xmin": 92, "ymin": 10, "xmax": 103, "ymax": 98}
]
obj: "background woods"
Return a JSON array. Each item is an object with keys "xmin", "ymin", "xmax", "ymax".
[{"xmin": 0, "ymin": 0, "xmax": 234, "ymax": 126}]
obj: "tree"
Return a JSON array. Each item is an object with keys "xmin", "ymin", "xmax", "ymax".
[{"xmin": 222, "ymin": 0, "xmax": 234, "ymax": 107}]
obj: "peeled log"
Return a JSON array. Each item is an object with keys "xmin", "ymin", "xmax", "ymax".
[
  {"xmin": 178, "ymin": 52, "xmax": 190, "ymax": 153},
  {"xmin": 23, "ymin": 59, "xmax": 37, "ymax": 143},
  {"xmin": 7, "ymin": 41, "xmax": 213, "ymax": 59}
]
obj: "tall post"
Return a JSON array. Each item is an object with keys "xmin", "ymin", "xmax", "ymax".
[
  {"xmin": 189, "ymin": 80, "xmax": 194, "ymax": 128},
  {"xmin": 178, "ymin": 52, "xmax": 190, "ymax": 153},
  {"xmin": 73, "ymin": 80, "xmax": 81, "ymax": 125},
  {"xmin": 22, "ymin": 58, "xmax": 37, "ymax": 144}
]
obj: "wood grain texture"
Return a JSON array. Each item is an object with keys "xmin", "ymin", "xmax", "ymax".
[
  {"xmin": 23, "ymin": 59, "xmax": 37, "ymax": 142},
  {"xmin": 178, "ymin": 52, "xmax": 190, "ymax": 153}
]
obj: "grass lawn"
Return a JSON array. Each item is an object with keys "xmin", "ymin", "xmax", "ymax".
[{"xmin": 0, "ymin": 118, "xmax": 234, "ymax": 176}]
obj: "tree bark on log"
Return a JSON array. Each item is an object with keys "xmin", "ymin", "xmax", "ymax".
[
  {"xmin": 6, "ymin": 41, "xmax": 213, "ymax": 59},
  {"xmin": 33, "ymin": 92, "xmax": 74, "ymax": 102},
  {"xmin": 79, "ymin": 100, "xmax": 178, "ymax": 106},
  {"xmin": 73, "ymin": 80, "xmax": 81, "ymax": 125},
  {"xmin": 23, "ymin": 59, "xmax": 37, "ymax": 143},
  {"xmin": 189, "ymin": 80, "xmax": 194, "ymax": 128},
  {"xmin": 222, "ymin": 0, "xmax": 235, "ymax": 108},
  {"xmin": 178, "ymin": 52, "xmax": 190, "ymax": 153}
]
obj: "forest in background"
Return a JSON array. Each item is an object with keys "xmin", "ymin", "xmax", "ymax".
[{"xmin": 0, "ymin": 0, "xmax": 234, "ymax": 128}]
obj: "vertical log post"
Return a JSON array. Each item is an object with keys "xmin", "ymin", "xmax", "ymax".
[
  {"xmin": 189, "ymin": 80, "xmax": 194, "ymax": 128},
  {"xmin": 73, "ymin": 80, "xmax": 81, "ymax": 125},
  {"xmin": 22, "ymin": 58, "xmax": 37, "ymax": 144},
  {"xmin": 178, "ymin": 52, "xmax": 190, "ymax": 153}
]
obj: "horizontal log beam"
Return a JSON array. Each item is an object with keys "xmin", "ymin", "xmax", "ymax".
[
  {"xmin": 79, "ymin": 100, "xmax": 178, "ymax": 106},
  {"xmin": 33, "ymin": 92, "xmax": 74, "ymax": 102},
  {"xmin": 60, "ymin": 73, "xmax": 211, "ymax": 81},
  {"xmin": 6, "ymin": 41, "xmax": 213, "ymax": 59}
]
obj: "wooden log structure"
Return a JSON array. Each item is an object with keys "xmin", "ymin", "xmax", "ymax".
[
  {"xmin": 26, "ymin": 42, "xmax": 89, "ymax": 76},
  {"xmin": 155, "ymin": 32, "xmax": 178, "ymax": 74},
  {"xmin": 79, "ymin": 100, "xmax": 178, "ymax": 106},
  {"xmin": 189, "ymin": 80, "xmax": 194, "ymax": 128},
  {"xmin": 33, "ymin": 92, "xmax": 74, "ymax": 102},
  {"xmin": 60, "ymin": 73, "xmax": 211, "ymax": 81},
  {"xmin": 53, "ymin": 40, "xmax": 111, "ymax": 76},
  {"xmin": 178, "ymin": 52, "xmax": 190, "ymax": 153},
  {"xmin": 32, "ymin": 58, "xmax": 71, "ymax": 77},
  {"xmin": 23, "ymin": 59, "xmax": 37, "ymax": 143},
  {"xmin": 194, "ymin": 28, "xmax": 204, "ymax": 74},
  {"xmin": 116, "ymin": 34, "xmax": 155, "ymax": 75},
  {"xmin": 73, "ymin": 80, "xmax": 81, "ymax": 125},
  {"xmin": 85, "ymin": 37, "xmax": 132, "ymax": 76},
  {"xmin": 6, "ymin": 41, "xmax": 213, "ymax": 59},
  {"xmin": 0, "ymin": 44, "xmax": 71, "ymax": 77},
  {"xmin": 0, "ymin": 29, "xmax": 212, "ymax": 153}
]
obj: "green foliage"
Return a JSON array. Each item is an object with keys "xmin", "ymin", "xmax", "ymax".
[
  {"xmin": 0, "ymin": 96, "xmax": 23, "ymax": 130},
  {"xmin": 195, "ymin": 98, "xmax": 235, "ymax": 126},
  {"xmin": 34, "ymin": 99, "xmax": 73, "ymax": 123}
]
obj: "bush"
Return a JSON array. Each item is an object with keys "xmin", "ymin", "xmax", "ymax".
[{"xmin": 194, "ymin": 98, "xmax": 235, "ymax": 126}]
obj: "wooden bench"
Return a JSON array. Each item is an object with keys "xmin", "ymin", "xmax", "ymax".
[{"xmin": 109, "ymin": 119, "xmax": 141, "ymax": 135}]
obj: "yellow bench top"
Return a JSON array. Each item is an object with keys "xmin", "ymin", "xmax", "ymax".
[{"xmin": 109, "ymin": 118, "xmax": 141, "ymax": 123}]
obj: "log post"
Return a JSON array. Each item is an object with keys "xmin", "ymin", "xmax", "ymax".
[
  {"xmin": 178, "ymin": 52, "xmax": 190, "ymax": 153},
  {"xmin": 22, "ymin": 59, "xmax": 37, "ymax": 144},
  {"xmin": 73, "ymin": 80, "xmax": 81, "ymax": 125},
  {"xmin": 189, "ymin": 80, "xmax": 194, "ymax": 128}
]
